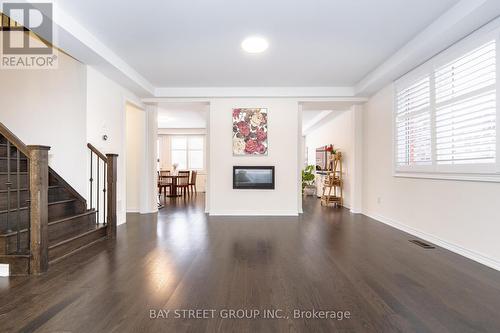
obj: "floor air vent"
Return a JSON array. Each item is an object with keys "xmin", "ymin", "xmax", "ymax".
[{"xmin": 409, "ymin": 239, "xmax": 435, "ymax": 249}]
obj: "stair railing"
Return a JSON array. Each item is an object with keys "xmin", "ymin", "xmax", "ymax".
[
  {"xmin": 87, "ymin": 143, "xmax": 117, "ymax": 239},
  {"xmin": 0, "ymin": 122, "xmax": 49, "ymax": 274},
  {"xmin": 1, "ymin": 136, "xmax": 29, "ymax": 253}
]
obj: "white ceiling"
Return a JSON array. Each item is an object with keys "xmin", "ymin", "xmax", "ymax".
[
  {"xmin": 157, "ymin": 102, "xmax": 208, "ymax": 128},
  {"xmin": 302, "ymin": 110, "xmax": 331, "ymax": 135},
  {"xmin": 301, "ymin": 100, "xmax": 360, "ymax": 135},
  {"xmin": 57, "ymin": 0, "xmax": 459, "ymax": 88},
  {"xmin": 302, "ymin": 110, "xmax": 324, "ymax": 127}
]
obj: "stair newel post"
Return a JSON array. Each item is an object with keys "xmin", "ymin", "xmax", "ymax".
[
  {"xmin": 105, "ymin": 154, "xmax": 118, "ymax": 239},
  {"xmin": 27, "ymin": 145, "xmax": 50, "ymax": 274}
]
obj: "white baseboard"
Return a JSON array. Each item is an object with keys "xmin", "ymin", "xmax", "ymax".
[
  {"xmin": 0, "ymin": 264, "xmax": 9, "ymax": 277},
  {"xmin": 363, "ymin": 210, "xmax": 500, "ymax": 272},
  {"xmin": 209, "ymin": 210, "xmax": 299, "ymax": 217},
  {"xmin": 139, "ymin": 209, "xmax": 158, "ymax": 214}
]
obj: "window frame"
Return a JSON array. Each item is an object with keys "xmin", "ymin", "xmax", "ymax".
[
  {"xmin": 393, "ymin": 28, "xmax": 500, "ymax": 182},
  {"xmin": 170, "ymin": 135, "xmax": 205, "ymax": 171}
]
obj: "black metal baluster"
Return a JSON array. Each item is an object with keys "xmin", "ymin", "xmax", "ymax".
[
  {"xmin": 96, "ymin": 157, "xmax": 100, "ymax": 224},
  {"xmin": 16, "ymin": 149, "xmax": 21, "ymax": 253},
  {"xmin": 103, "ymin": 162, "xmax": 106, "ymax": 226},
  {"xmin": 6, "ymin": 141, "xmax": 11, "ymax": 233},
  {"xmin": 89, "ymin": 151, "xmax": 93, "ymax": 210}
]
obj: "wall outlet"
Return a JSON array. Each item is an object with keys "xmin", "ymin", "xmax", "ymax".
[
  {"xmin": 377, "ymin": 197, "xmax": 382, "ymax": 204},
  {"xmin": 0, "ymin": 264, "xmax": 9, "ymax": 277}
]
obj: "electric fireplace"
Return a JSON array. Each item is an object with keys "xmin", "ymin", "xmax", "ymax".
[{"xmin": 233, "ymin": 166, "xmax": 275, "ymax": 190}]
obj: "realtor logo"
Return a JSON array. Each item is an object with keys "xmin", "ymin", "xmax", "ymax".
[{"xmin": 0, "ymin": 1, "xmax": 58, "ymax": 69}]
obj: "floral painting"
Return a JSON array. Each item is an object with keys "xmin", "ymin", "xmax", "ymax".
[{"xmin": 232, "ymin": 108, "xmax": 268, "ymax": 155}]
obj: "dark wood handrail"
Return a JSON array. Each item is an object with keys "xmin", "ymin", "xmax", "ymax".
[
  {"xmin": 87, "ymin": 143, "xmax": 108, "ymax": 162},
  {"xmin": 0, "ymin": 122, "xmax": 29, "ymax": 156}
]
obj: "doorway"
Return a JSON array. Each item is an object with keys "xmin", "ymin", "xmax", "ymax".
[
  {"xmin": 156, "ymin": 102, "xmax": 209, "ymax": 211},
  {"xmin": 299, "ymin": 101, "xmax": 363, "ymax": 214}
]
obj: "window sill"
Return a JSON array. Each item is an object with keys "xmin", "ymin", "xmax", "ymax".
[{"xmin": 393, "ymin": 172, "xmax": 500, "ymax": 183}]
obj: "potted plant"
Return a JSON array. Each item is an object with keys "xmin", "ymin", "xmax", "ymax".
[{"xmin": 302, "ymin": 165, "xmax": 316, "ymax": 196}]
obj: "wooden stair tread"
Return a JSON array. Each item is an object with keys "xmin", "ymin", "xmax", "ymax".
[
  {"xmin": 48, "ymin": 225, "xmax": 107, "ymax": 264},
  {"xmin": 0, "ymin": 172, "xmax": 28, "ymax": 175},
  {"xmin": 49, "ymin": 224, "xmax": 106, "ymax": 249},
  {"xmin": 0, "ymin": 185, "xmax": 60, "ymax": 194},
  {"xmin": 0, "ymin": 157, "xmax": 27, "ymax": 160},
  {"xmin": 49, "ymin": 199, "xmax": 77, "ymax": 206},
  {"xmin": 49, "ymin": 226, "xmax": 108, "ymax": 265},
  {"xmin": 0, "ymin": 188, "xmax": 28, "ymax": 193},
  {"xmin": 0, "ymin": 210, "xmax": 96, "ymax": 237},
  {"xmin": 48, "ymin": 210, "xmax": 96, "ymax": 226},
  {"xmin": 0, "ymin": 198, "xmax": 77, "ymax": 214},
  {"xmin": 0, "ymin": 253, "xmax": 29, "ymax": 258}
]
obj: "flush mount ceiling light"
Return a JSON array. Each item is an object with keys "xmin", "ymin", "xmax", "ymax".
[{"xmin": 241, "ymin": 36, "xmax": 269, "ymax": 54}]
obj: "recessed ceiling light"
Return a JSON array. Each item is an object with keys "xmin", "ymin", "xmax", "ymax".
[{"xmin": 241, "ymin": 36, "xmax": 269, "ymax": 54}]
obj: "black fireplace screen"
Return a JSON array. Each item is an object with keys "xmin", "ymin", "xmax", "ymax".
[{"xmin": 233, "ymin": 166, "xmax": 275, "ymax": 189}]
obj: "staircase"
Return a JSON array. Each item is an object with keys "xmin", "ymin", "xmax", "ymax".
[{"xmin": 0, "ymin": 123, "xmax": 117, "ymax": 275}]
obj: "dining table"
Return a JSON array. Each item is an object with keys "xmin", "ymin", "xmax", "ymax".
[{"xmin": 159, "ymin": 174, "xmax": 189, "ymax": 198}]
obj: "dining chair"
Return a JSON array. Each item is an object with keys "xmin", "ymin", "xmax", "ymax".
[
  {"xmin": 177, "ymin": 170, "xmax": 190, "ymax": 196},
  {"xmin": 157, "ymin": 171, "xmax": 162, "ymax": 197},
  {"xmin": 189, "ymin": 170, "xmax": 197, "ymax": 194},
  {"xmin": 158, "ymin": 170, "xmax": 172, "ymax": 199}
]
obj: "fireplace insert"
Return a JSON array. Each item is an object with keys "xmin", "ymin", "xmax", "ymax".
[{"xmin": 233, "ymin": 166, "xmax": 275, "ymax": 189}]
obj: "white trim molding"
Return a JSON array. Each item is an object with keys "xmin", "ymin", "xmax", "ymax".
[
  {"xmin": 154, "ymin": 87, "xmax": 355, "ymax": 98},
  {"xmin": 363, "ymin": 210, "xmax": 500, "ymax": 272},
  {"xmin": 393, "ymin": 172, "xmax": 500, "ymax": 183},
  {"xmin": 0, "ymin": 264, "xmax": 9, "ymax": 277}
]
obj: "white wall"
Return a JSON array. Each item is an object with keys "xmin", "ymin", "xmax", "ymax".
[
  {"xmin": 86, "ymin": 66, "xmax": 144, "ymax": 224},
  {"xmin": 209, "ymin": 99, "xmax": 299, "ymax": 215},
  {"xmin": 362, "ymin": 84, "xmax": 500, "ymax": 270},
  {"xmin": 125, "ymin": 103, "xmax": 146, "ymax": 212},
  {"xmin": 0, "ymin": 52, "xmax": 144, "ymax": 225},
  {"xmin": 0, "ymin": 33, "xmax": 148, "ymax": 224},
  {"xmin": 305, "ymin": 110, "xmax": 354, "ymax": 208},
  {"xmin": 0, "ymin": 45, "xmax": 87, "ymax": 196}
]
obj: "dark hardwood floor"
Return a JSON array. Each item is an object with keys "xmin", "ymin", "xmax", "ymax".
[{"xmin": 1, "ymin": 194, "xmax": 500, "ymax": 332}]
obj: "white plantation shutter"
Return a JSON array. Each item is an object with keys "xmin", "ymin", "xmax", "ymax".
[
  {"xmin": 395, "ymin": 76, "xmax": 432, "ymax": 167},
  {"xmin": 394, "ymin": 35, "xmax": 500, "ymax": 178},
  {"xmin": 434, "ymin": 41, "xmax": 497, "ymax": 165}
]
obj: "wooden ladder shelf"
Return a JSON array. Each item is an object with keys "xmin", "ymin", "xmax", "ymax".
[{"xmin": 320, "ymin": 151, "xmax": 343, "ymax": 207}]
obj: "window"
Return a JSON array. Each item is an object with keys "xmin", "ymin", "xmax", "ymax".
[
  {"xmin": 171, "ymin": 136, "xmax": 204, "ymax": 170},
  {"xmin": 394, "ymin": 36, "xmax": 499, "ymax": 180},
  {"xmin": 434, "ymin": 41, "xmax": 496, "ymax": 166},
  {"xmin": 396, "ymin": 76, "xmax": 432, "ymax": 167}
]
